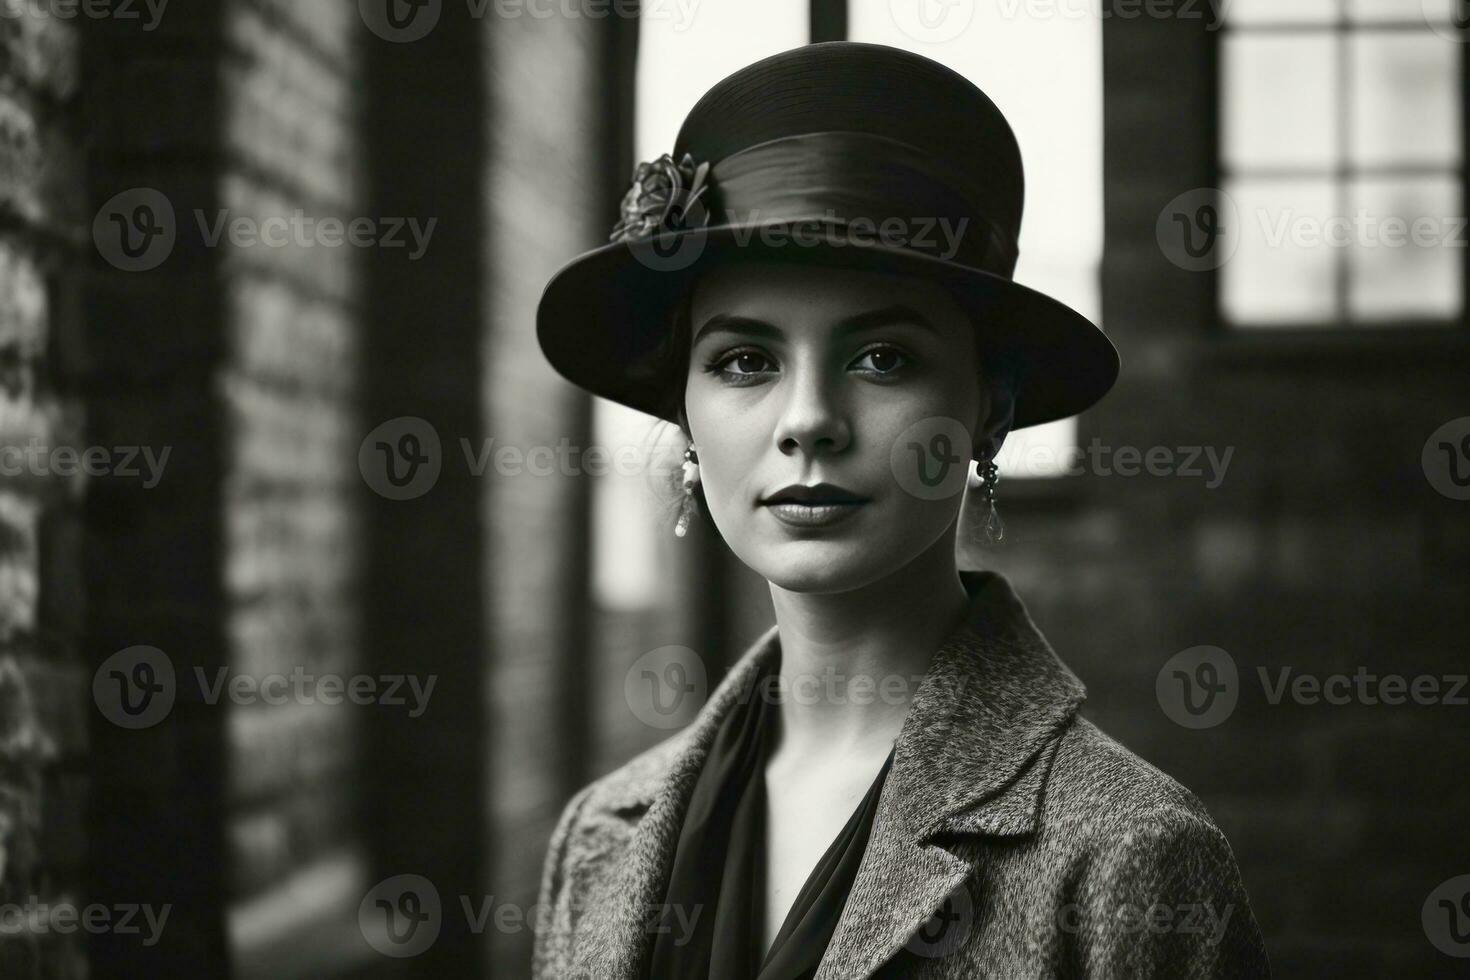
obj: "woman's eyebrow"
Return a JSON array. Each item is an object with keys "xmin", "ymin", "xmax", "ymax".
[
  {"xmin": 835, "ymin": 304, "xmax": 938, "ymax": 337},
  {"xmin": 692, "ymin": 304, "xmax": 937, "ymax": 345},
  {"xmin": 692, "ymin": 313, "xmax": 780, "ymax": 345}
]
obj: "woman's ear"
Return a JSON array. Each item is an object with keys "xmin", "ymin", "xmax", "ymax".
[{"xmin": 974, "ymin": 377, "xmax": 1016, "ymax": 463}]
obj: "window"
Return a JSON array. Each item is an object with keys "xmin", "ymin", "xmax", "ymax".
[{"xmin": 1219, "ymin": 0, "xmax": 1465, "ymax": 327}]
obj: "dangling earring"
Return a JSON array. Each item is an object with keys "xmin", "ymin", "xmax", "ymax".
[
  {"xmin": 967, "ymin": 457, "xmax": 1004, "ymax": 544},
  {"xmin": 675, "ymin": 445, "xmax": 699, "ymax": 538}
]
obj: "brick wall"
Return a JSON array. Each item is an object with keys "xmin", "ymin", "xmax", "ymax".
[
  {"xmin": 0, "ymin": 8, "xmax": 85, "ymax": 979},
  {"xmin": 357, "ymin": 6, "xmax": 492, "ymax": 977},
  {"xmin": 6, "ymin": 1, "xmax": 632, "ymax": 976},
  {"xmin": 484, "ymin": 9, "xmax": 634, "ymax": 976},
  {"xmin": 216, "ymin": 1, "xmax": 368, "ymax": 975},
  {"xmin": 83, "ymin": 2, "xmax": 234, "ymax": 974},
  {"xmin": 483, "ymin": 12, "xmax": 598, "ymax": 977},
  {"xmin": 81, "ymin": 0, "xmax": 369, "ymax": 975},
  {"xmin": 957, "ymin": 13, "xmax": 1470, "ymax": 978}
]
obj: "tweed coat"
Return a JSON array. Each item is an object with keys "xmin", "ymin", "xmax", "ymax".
[{"xmin": 532, "ymin": 570, "xmax": 1270, "ymax": 979}]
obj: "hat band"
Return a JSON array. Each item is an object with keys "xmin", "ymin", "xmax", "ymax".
[{"xmin": 705, "ymin": 131, "xmax": 1018, "ymax": 277}]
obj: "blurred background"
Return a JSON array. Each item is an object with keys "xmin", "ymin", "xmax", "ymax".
[{"xmin": 1, "ymin": 0, "xmax": 1467, "ymax": 977}]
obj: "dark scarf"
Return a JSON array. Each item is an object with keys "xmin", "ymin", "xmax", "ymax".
[{"xmin": 645, "ymin": 652, "xmax": 895, "ymax": 980}]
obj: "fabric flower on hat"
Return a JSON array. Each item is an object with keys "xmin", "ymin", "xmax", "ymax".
[{"xmin": 609, "ymin": 152, "xmax": 712, "ymax": 243}]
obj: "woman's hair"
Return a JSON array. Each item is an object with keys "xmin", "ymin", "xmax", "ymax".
[{"xmin": 653, "ymin": 290, "xmax": 700, "ymax": 439}]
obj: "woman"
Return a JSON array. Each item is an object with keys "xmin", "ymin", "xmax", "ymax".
[{"xmin": 532, "ymin": 42, "xmax": 1269, "ymax": 980}]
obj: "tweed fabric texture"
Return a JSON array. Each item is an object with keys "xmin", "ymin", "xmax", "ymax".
[{"xmin": 532, "ymin": 571, "xmax": 1270, "ymax": 979}]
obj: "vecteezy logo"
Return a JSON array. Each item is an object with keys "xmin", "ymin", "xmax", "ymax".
[
  {"xmin": 1423, "ymin": 874, "xmax": 1470, "ymax": 957},
  {"xmin": 1156, "ymin": 188, "xmax": 1240, "ymax": 273},
  {"xmin": 1156, "ymin": 645, "xmax": 1239, "ymax": 729},
  {"xmin": 360, "ymin": 0, "xmax": 442, "ymax": 42},
  {"xmin": 625, "ymin": 646, "xmax": 707, "ymax": 730},
  {"xmin": 93, "ymin": 646, "xmax": 176, "ymax": 730},
  {"xmin": 890, "ymin": 416, "xmax": 972, "ymax": 501},
  {"xmin": 1423, "ymin": 417, "xmax": 1470, "ymax": 501},
  {"xmin": 93, "ymin": 188, "xmax": 177, "ymax": 272},
  {"xmin": 359, "ymin": 417, "xmax": 442, "ymax": 500},
  {"xmin": 904, "ymin": 881, "xmax": 975, "ymax": 959},
  {"xmin": 624, "ymin": 198, "xmax": 711, "ymax": 274},
  {"xmin": 889, "ymin": 0, "xmax": 976, "ymax": 44},
  {"xmin": 359, "ymin": 874, "xmax": 442, "ymax": 958}
]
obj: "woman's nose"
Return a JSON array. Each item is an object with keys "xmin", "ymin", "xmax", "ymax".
[{"xmin": 772, "ymin": 358, "xmax": 851, "ymax": 458}]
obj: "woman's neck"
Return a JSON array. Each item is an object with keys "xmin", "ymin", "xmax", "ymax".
[{"xmin": 764, "ymin": 532, "xmax": 973, "ymax": 762}]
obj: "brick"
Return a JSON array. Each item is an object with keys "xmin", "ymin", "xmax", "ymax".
[{"xmin": 0, "ymin": 491, "xmax": 39, "ymax": 637}]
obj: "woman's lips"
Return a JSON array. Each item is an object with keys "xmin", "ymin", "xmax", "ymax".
[{"xmin": 762, "ymin": 500, "xmax": 868, "ymax": 528}]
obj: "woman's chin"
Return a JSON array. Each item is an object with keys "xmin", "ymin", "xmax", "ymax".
[{"xmin": 746, "ymin": 540, "xmax": 893, "ymax": 595}]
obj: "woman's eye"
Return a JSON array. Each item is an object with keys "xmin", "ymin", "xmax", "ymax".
[
  {"xmin": 726, "ymin": 351, "xmax": 771, "ymax": 375},
  {"xmin": 710, "ymin": 350, "xmax": 774, "ymax": 380},
  {"xmin": 852, "ymin": 347, "xmax": 907, "ymax": 375}
]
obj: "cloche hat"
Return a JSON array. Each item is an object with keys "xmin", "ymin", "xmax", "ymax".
[{"xmin": 536, "ymin": 41, "xmax": 1119, "ymax": 430}]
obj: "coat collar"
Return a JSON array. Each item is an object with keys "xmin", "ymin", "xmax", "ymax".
[{"xmin": 577, "ymin": 569, "xmax": 1088, "ymax": 980}]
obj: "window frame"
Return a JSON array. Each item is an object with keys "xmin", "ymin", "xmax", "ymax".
[{"xmin": 1208, "ymin": 4, "xmax": 1470, "ymax": 342}]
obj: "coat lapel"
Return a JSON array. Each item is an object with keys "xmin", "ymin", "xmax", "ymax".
[
  {"xmin": 812, "ymin": 570, "xmax": 1086, "ymax": 980},
  {"xmin": 571, "ymin": 570, "xmax": 1086, "ymax": 980},
  {"xmin": 570, "ymin": 622, "xmax": 782, "ymax": 980}
]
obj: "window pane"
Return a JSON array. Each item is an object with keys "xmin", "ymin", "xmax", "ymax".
[
  {"xmin": 634, "ymin": 0, "xmax": 809, "ymax": 160},
  {"xmin": 997, "ymin": 419, "xmax": 1082, "ymax": 480},
  {"xmin": 1347, "ymin": 175, "xmax": 1462, "ymax": 320},
  {"xmin": 1349, "ymin": 0, "xmax": 1459, "ymax": 23},
  {"xmin": 1223, "ymin": 34, "xmax": 1339, "ymax": 172},
  {"xmin": 1222, "ymin": 178, "xmax": 1339, "ymax": 324},
  {"xmin": 1350, "ymin": 31, "xmax": 1461, "ymax": 168},
  {"xmin": 1225, "ymin": 0, "xmax": 1339, "ymax": 25}
]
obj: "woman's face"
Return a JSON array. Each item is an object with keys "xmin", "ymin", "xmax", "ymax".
[{"xmin": 685, "ymin": 259, "xmax": 1010, "ymax": 594}]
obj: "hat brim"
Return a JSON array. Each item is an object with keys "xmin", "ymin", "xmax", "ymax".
[{"xmin": 536, "ymin": 223, "xmax": 1119, "ymax": 431}]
